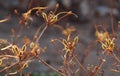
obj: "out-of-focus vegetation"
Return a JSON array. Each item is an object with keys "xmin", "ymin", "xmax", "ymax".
[{"xmin": 0, "ymin": 0, "xmax": 120, "ymax": 76}]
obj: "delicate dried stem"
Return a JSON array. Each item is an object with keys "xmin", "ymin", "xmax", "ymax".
[
  {"xmin": 110, "ymin": 0, "xmax": 115, "ymax": 36},
  {"xmin": 0, "ymin": 15, "xmax": 10, "ymax": 23},
  {"xmin": 111, "ymin": 53, "xmax": 120, "ymax": 64},
  {"xmin": 93, "ymin": 58, "xmax": 106, "ymax": 76},
  {"xmin": 19, "ymin": 62, "xmax": 23, "ymax": 76},
  {"xmin": 0, "ymin": 55, "xmax": 19, "ymax": 59},
  {"xmin": 1, "ymin": 44, "xmax": 12, "ymax": 51},
  {"xmin": 35, "ymin": 25, "xmax": 48, "ymax": 44},
  {"xmin": 36, "ymin": 56, "xmax": 65, "ymax": 76},
  {"xmin": 75, "ymin": 55, "xmax": 87, "ymax": 74},
  {"xmin": 0, "ymin": 61, "xmax": 19, "ymax": 73},
  {"xmin": 33, "ymin": 24, "xmax": 44, "ymax": 41},
  {"xmin": 28, "ymin": 0, "xmax": 34, "ymax": 9}
]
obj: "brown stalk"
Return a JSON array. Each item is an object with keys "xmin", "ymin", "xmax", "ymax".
[
  {"xmin": 0, "ymin": 55, "xmax": 19, "ymax": 59},
  {"xmin": 63, "ymin": 54, "xmax": 68, "ymax": 76},
  {"xmin": 28, "ymin": 0, "xmax": 34, "ymax": 9},
  {"xmin": 33, "ymin": 24, "xmax": 44, "ymax": 41},
  {"xmin": 35, "ymin": 24, "xmax": 48, "ymax": 44},
  {"xmin": 111, "ymin": 52, "xmax": 120, "ymax": 64},
  {"xmin": 36, "ymin": 56, "xmax": 65, "ymax": 76},
  {"xmin": 75, "ymin": 55, "xmax": 87, "ymax": 74},
  {"xmin": 0, "ymin": 61, "xmax": 19, "ymax": 73},
  {"xmin": 19, "ymin": 62, "xmax": 23, "ymax": 76},
  {"xmin": 93, "ymin": 58, "xmax": 106, "ymax": 76},
  {"xmin": 110, "ymin": 0, "xmax": 115, "ymax": 36}
]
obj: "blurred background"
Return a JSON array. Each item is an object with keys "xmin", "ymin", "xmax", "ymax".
[{"xmin": 0, "ymin": 0, "xmax": 120, "ymax": 76}]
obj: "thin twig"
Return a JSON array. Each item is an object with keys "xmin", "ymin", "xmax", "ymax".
[
  {"xmin": 75, "ymin": 55, "xmax": 87, "ymax": 74},
  {"xmin": 111, "ymin": 53, "xmax": 120, "ymax": 64},
  {"xmin": 19, "ymin": 62, "xmax": 22, "ymax": 76},
  {"xmin": 0, "ymin": 61, "xmax": 19, "ymax": 73},
  {"xmin": 33, "ymin": 24, "xmax": 44, "ymax": 41},
  {"xmin": 36, "ymin": 56, "xmax": 65, "ymax": 76},
  {"xmin": 0, "ymin": 55, "xmax": 19, "ymax": 59},
  {"xmin": 110, "ymin": 0, "xmax": 115, "ymax": 36},
  {"xmin": 35, "ymin": 25, "xmax": 48, "ymax": 44},
  {"xmin": 93, "ymin": 58, "xmax": 106, "ymax": 76},
  {"xmin": 28, "ymin": 0, "xmax": 33, "ymax": 9}
]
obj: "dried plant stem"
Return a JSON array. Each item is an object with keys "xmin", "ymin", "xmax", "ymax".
[
  {"xmin": 93, "ymin": 58, "xmax": 106, "ymax": 76},
  {"xmin": 35, "ymin": 25, "xmax": 48, "ymax": 44},
  {"xmin": 28, "ymin": 0, "xmax": 33, "ymax": 9},
  {"xmin": 20, "ymin": 68, "xmax": 22, "ymax": 76},
  {"xmin": 19, "ymin": 62, "xmax": 22, "ymax": 76},
  {"xmin": 75, "ymin": 55, "xmax": 87, "ymax": 74},
  {"xmin": 33, "ymin": 24, "xmax": 43, "ymax": 41},
  {"xmin": 0, "ymin": 55, "xmax": 18, "ymax": 59},
  {"xmin": 0, "ymin": 61, "xmax": 19, "ymax": 73},
  {"xmin": 110, "ymin": 0, "xmax": 115, "ymax": 36},
  {"xmin": 63, "ymin": 56, "xmax": 68, "ymax": 76},
  {"xmin": 111, "ymin": 53, "xmax": 120, "ymax": 64},
  {"xmin": 36, "ymin": 56, "xmax": 65, "ymax": 76}
]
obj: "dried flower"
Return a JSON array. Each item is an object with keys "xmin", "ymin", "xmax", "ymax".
[
  {"xmin": 96, "ymin": 31, "xmax": 109, "ymax": 42},
  {"xmin": 62, "ymin": 35, "xmax": 79, "ymax": 54},
  {"xmin": 11, "ymin": 44, "xmax": 27, "ymax": 57},
  {"xmin": 30, "ymin": 42, "xmax": 41, "ymax": 56},
  {"xmin": 95, "ymin": 25, "xmax": 115, "ymax": 53},
  {"xmin": 101, "ymin": 37, "xmax": 115, "ymax": 53},
  {"xmin": 95, "ymin": 25, "xmax": 109, "ymax": 42},
  {"xmin": 42, "ymin": 4, "xmax": 77, "ymax": 26},
  {"xmin": 20, "ymin": 7, "xmax": 47, "ymax": 25}
]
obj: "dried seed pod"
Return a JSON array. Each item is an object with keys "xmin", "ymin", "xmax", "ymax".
[
  {"xmin": 22, "ymin": 44, "xmax": 27, "ymax": 52},
  {"xmin": 12, "ymin": 45, "xmax": 19, "ymax": 55},
  {"xmin": 22, "ymin": 63, "xmax": 28, "ymax": 69}
]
